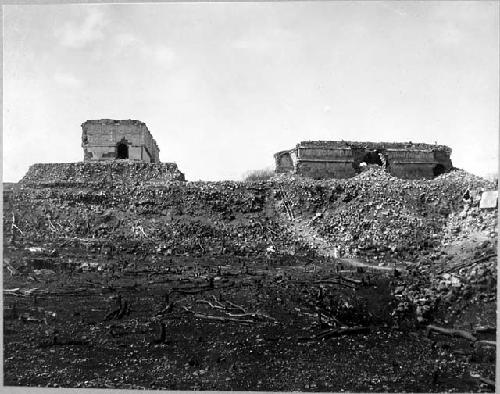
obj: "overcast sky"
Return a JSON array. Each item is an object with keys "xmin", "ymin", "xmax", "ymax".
[{"xmin": 3, "ymin": 1, "xmax": 499, "ymax": 182}]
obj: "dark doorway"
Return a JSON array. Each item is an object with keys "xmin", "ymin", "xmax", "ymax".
[
  {"xmin": 116, "ymin": 141, "xmax": 129, "ymax": 159},
  {"xmin": 361, "ymin": 150, "xmax": 383, "ymax": 166},
  {"xmin": 353, "ymin": 149, "xmax": 388, "ymax": 173},
  {"xmin": 433, "ymin": 164, "xmax": 446, "ymax": 177}
]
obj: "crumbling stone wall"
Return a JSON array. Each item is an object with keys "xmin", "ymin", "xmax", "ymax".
[
  {"xmin": 275, "ymin": 141, "xmax": 453, "ymax": 180},
  {"xmin": 81, "ymin": 119, "xmax": 160, "ymax": 163},
  {"xmin": 20, "ymin": 161, "xmax": 185, "ymax": 186}
]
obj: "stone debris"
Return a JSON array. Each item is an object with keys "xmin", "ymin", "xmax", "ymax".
[
  {"xmin": 6, "ymin": 166, "xmax": 497, "ymax": 280},
  {"xmin": 479, "ymin": 190, "xmax": 498, "ymax": 209},
  {"xmin": 272, "ymin": 167, "xmax": 497, "ymax": 324},
  {"xmin": 3, "ymin": 164, "xmax": 497, "ymax": 391},
  {"xmin": 19, "ymin": 161, "xmax": 185, "ymax": 186},
  {"xmin": 275, "ymin": 167, "xmax": 496, "ymax": 262}
]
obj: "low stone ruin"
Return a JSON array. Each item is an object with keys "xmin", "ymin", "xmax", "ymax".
[{"xmin": 275, "ymin": 141, "xmax": 453, "ymax": 180}]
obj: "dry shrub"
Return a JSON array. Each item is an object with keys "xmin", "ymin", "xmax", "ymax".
[{"xmin": 243, "ymin": 168, "xmax": 275, "ymax": 182}]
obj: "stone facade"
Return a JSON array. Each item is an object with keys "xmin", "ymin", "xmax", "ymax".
[
  {"xmin": 82, "ymin": 119, "xmax": 160, "ymax": 163},
  {"xmin": 275, "ymin": 141, "xmax": 453, "ymax": 180}
]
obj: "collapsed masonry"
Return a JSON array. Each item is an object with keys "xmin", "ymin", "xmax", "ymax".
[
  {"xmin": 82, "ymin": 119, "xmax": 160, "ymax": 163},
  {"xmin": 275, "ymin": 141, "xmax": 453, "ymax": 180}
]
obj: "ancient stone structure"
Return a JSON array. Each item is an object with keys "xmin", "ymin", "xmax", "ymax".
[
  {"xmin": 82, "ymin": 119, "xmax": 160, "ymax": 163},
  {"xmin": 275, "ymin": 141, "xmax": 453, "ymax": 179}
]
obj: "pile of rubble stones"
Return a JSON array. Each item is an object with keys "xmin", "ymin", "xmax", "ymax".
[
  {"xmin": 273, "ymin": 167, "xmax": 497, "ymax": 322},
  {"xmin": 274, "ymin": 167, "xmax": 496, "ymax": 263},
  {"xmin": 19, "ymin": 161, "xmax": 185, "ymax": 186},
  {"xmin": 7, "ymin": 174, "xmax": 308, "ymax": 258}
]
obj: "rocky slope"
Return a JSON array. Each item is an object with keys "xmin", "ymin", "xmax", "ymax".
[{"xmin": 3, "ymin": 163, "xmax": 497, "ymax": 391}]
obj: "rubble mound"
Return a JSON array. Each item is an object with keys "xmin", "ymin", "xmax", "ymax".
[
  {"xmin": 3, "ymin": 164, "xmax": 497, "ymax": 390},
  {"xmin": 6, "ymin": 176, "xmax": 305, "ymax": 257},
  {"xmin": 274, "ymin": 168, "xmax": 496, "ymax": 262},
  {"xmin": 20, "ymin": 161, "xmax": 185, "ymax": 187},
  {"xmin": 8, "ymin": 165, "xmax": 496, "ymax": 263},
  {"xmin": 352, "ymin": 165, "xmax": 396, "ymax": 182},
  {"xmin": 270, "ymin": 168, "xmax": 497, "ymax": 327}
]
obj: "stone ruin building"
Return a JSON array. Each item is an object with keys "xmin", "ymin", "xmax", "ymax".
[
  {"xmin": 275, "ymin": 141, "xmax": 453, "ymax": 180},
  {"xmin": 17, "ymin": 119, "xmax": 185, "ymax": 185},
  {"xmin": 81, "ymin": 119, "xmax": 160, "ymax": 163}
]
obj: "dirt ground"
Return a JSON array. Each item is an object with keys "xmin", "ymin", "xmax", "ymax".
[{"xmin": 3, "ymin": 250, "xmax": 496, "ymax": 392}]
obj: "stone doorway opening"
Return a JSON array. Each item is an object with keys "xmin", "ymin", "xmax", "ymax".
[
  {"xmin": 361, "ymin": 150, "xmax": 384, "ymax": 167},
  {"xmin": 433, "ymin": 164, "xmax": 446, "ymax": 177},
  {"xmin": 116, "ymin": 141, "xmax": 129, "ymax": 159},
  {"xmin": 353, "ymin": 149, "xmax": 387, "ymax": 173}
]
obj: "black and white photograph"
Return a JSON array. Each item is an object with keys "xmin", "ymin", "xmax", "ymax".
[{"xmin": 2, "ymin": 1, "xmax": 499, "ymax": 391}]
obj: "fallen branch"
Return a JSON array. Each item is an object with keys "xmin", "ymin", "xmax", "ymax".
[
  {"xmin": 11, "ymin": 212, "xmax": 24, "ymax": 235},
  {"xmin": 299, "ymin": 326, "xmax": 369, "ymax": 341},
  {"xmin": 181, "ymin": 306, "xmax": 255, "ymax": 324},
  {"xmin": 173, "ymin": 287, "xmax": 208, "ymax": 295},
  {"xmin": 224, "ymin": 300, "xmax": 246, "ymax": 313},
  {"xmin": 47, "ymin": 218, "xmax": 57, "ymax": 232},
  {"xmin": 19, "ymin": 314, "xmax": 45, "ymax": 324},
  {"xmin": 298, "ymin": 309, "xmax": 342, "ymax": 327},
  {"xmin": 155, "ymin": 302, "xmax": 175, "ymax": 317},
  {"xmin": 474, "ymin": 326, "xmax": 496, "ymax": 334},
  {"xmin": 475, "ymin": 340, "xmax": 496, "ymax": 347},
  {"xmin": 426, "ymin": 325, "xmax": 477, "ymax": 342},
  {"xmin": 136, "ymin": 226, "xmax": 148, "ymax": 238},
  {"xmin": 339, "ymin": 276, "xmax": 362, "ymax": 285},
  {"xmin": 316, "ymin": 326, "xmax": 369, "ymax": 340},
  {"xmin": 210, "ymin": 295, "xmax": 226, "ymax": 308},
  {"xmin": 441, "ymin": 253, "xmax": 497, "ymax": 274},
  {"xmin": 319, "ymin": 312, "xmax": 343, "ymax": 326},
  {"xmin": 195, "ymin": 298, "xmax": 274, "ymax": 322},
  {"xmin": 264, "ymin": 226, "xmax": 278, "ymax": 236},
  {"xmin": 479, "ymin": 376, "xmax": 495, "ymax": 388},
  {"xmin": 313, "ymin": 280, "xmax": 356, "ymax": 288},
  {"xmin": 196, "ymin": 299, "xmax": 224, "ymax": 310},
  {"xmin": 4, "ymin": 287, "xmax": 44, "ymax": 297},
  {"xmin": 11, "ymin": 223, "xmax": 24, "ymax": 236},
  {"xmin": 39, "ymin": 338, "xmax": 90, "ymax": 348},
  {"xmin": 4, "ymin": 288, "xmax": 22, "ymax": 296},
  {"xmin": 227, "ymin": 312, "xmax": 277, "ymax": 322},
  {"xmin": 193, "ymin": 313, "xmax": 256, "ymax": 324}
]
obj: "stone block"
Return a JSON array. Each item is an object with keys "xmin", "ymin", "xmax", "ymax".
[{"xmin": 479, "ymin": 191, "xmax": 498, "ymax": 209}]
